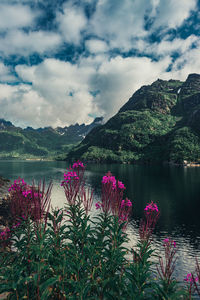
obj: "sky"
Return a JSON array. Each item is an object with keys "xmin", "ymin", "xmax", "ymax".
[{"xmin": 0, "ymin": 0, "xmax": 199, "ymax": 128}]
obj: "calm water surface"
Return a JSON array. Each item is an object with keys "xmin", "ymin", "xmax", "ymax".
[{"xmin": 0, "ymin": 160, "xmax": 200, "ymax": 282}]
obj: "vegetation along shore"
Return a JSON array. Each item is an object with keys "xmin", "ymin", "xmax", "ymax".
[{"xmin": 0, "ymin": 161, "xmax": 200, "ymax": 299}]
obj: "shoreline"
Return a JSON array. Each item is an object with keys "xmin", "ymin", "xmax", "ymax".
[{"xmin": 0, "ymin": 156, "xmax": 200, "ymax": 167}]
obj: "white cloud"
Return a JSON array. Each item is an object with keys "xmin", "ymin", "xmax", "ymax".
[
  {"xmin": 1, "ymin": 47, "xmax": 200, "ymax": 128},
  {"xmin": 143, "ymin": 35, "xmax": 199, "ymax": 57},
  {"xmin": 151, "ymin": 0, "xmax": 197, "ymax": 29},
  {"xmin": 0, "ymin": 30, "xmax": 62, "ymax": 56},
  {"xmin": 169, "ymin": 46, "xmax": 200, "ymax": 80},
  {"xmin": 14, "ymin": 58, "xmax": 97, "ymax": 128},
  {"xmin": 6, "ymin": 54, "xmax": 172, "ymax": 128},
  {"xmin": 56, "ymin": 1, "xmax": 87, "ymax": 45},
  {"xmin": 0, "ymin": 3, "xmax": 37, "ymax": 31},
  {"xmin": 0, "ymin": 0, "xmax": 199, "ymax": 129},
  {"xmin": 0, "ymin": 84, "xmax": 18, "ymax": 100},
  {"xmin": 85, "ymin": 39, "xmax": 109, "ymax": 53},
  {"xmin": 0, "ymin": 83, "xmax": 49, "ymax": 128},
  {"xmin": 86, "ymin": 0, "xmax": 197, "ymax": 53},
  {"xmin": 89, "ymin": 0, "xmax": 147, "ymax": 51},
  {"xmin": 0, "ymin": 62, "xmax": 16, "ymax": 82},
  {"xmin": 87, "ymin": 55, "xmax": 172, "ymax": 120}
]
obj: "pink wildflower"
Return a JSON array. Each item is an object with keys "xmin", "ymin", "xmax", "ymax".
[
  {"xmin": 8, "ymin": 177, "xmax": 27, "ymax": 192},
  {"xmin": 100, "ymin": 171, "xmax": 132, "ymax": 230},
  {"xmin": 61, "ymin": 171, "xmax": 79, "ymax": 186},
  {"xmin": 144, "ymin": 201, "xmax": 159, "ymax": 213},
  {"xmin": 163, "ymin": 238, "xmax": 169, "ymax": 244},
  {"xmin": 102, "ymin": 172, "xmax": 117, "ymax": 190},
  {"xmin": 139, "ymin": 201, "xmax": 160, "ymax": 241},
  {"xmin": 184, "ymin": 273, "xmax": 198, "ymax": 283},
  {"xmin": 163, "ymin": 238, "xmax": 176, "ymax": 248},
  {"xmin": 95, "ymin": 202, "xmax": 102, "ymax": 210},
  {"xmin": 121, "ymin": 200, "xmax": 125, "ymax": 208},
  {"xmin": 118, "ymin": 181, "xmax": 125, "ymax": 190},
  {"xmin": 61, "ymin": 163, "xmax": 90, "ymax": 207},
  {"xmin": 125, "ymin": 199, "xmax": 132, "ymax": 207},
  {"xmin": 72, "ymin": 160, "xmax": 85, "ymax": 169}
]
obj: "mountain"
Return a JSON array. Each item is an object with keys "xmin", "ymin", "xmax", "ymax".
[
  {"xmin": 67, "ymin": 74, "xmax": 200, "ymax": 164},
  {"xmin": 0, "ymin": 117, "xmax": 103, "ymax": 159}
]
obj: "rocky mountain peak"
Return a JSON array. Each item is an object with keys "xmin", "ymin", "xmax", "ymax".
[
  {"xmin": 119, "ymin": 78, "xmax": 182, "ymax": 114},
  {"xmin": 186, "ymin": 73, "xmax": 200, "ymax": 82},
  {"xmin": 179, "ymin": 73, "xmax": 200, "ymax": 113},
  {"xmin": 0, "ymin": 119, "xmax": 13, "ymax": 129},
  {"xmin": 68, "ymin": 73, "xmax": 200, "ymax": 164}
]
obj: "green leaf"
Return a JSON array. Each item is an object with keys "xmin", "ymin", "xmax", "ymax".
[{"xmin": 40, "ymin": 276, "xmax": 59, "ymax": 299}]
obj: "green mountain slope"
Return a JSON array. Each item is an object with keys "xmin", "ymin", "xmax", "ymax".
[
  {"xmin": 68, "ymin": 73, "xmax": 200, "ymax": 164},
  {"xmin": 0, "ymin": 117, "xmax": 103, "ymax": 159}
]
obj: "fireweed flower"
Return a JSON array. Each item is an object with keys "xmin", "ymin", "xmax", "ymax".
[
  {"xmin": 157, "ymin": 237, "xmax": 178, "ymax": 285},
  {"xmin": 125, "ymin": 199, "xmax": 132, "ymax": 207},
  {"xmin": 144, "ymin": 201, "xmax": 159, "ymax": 213},
  {"xmin": 61, "ymin": 163, "xmax": 93, "ymax": 211},
  {"xmin": 184, "ymin": 273, "xmax": 198, "ymax": 283},
  {"xmin": 139, "ymin": 201, "xmax": 160, "ymax": 241},
  {"xmin": 61, "ymin": 171, "xmax": 79, "ymax": 186},
  {"xmin": 118, "ymin": 198, "xmax": 132, "ymax": 229},
  {"xmin": 8, "ymin": 177, "xmax": 27, "ymax": 192},
  {"xmin": 121, "ymin": 200, "xmax": 125, "ymax": 208},
  {"xmin": 95, "ymin": 202, "xmax": 102, "ymax": 209},
  {"xmin": 72, "ymin": 160, "xmax": 85, "ymax": 169},
  {"xmin": 102, "ymin": 172, "xmax": 117, "ymax": 190},
  {"xmin": 72, "ymin": 161, "xmax": 85, "ymax": 184},
  {"xmin": 61, "ymin": 168, "xmax": 81, "ymax": 205},
  {"xmin": 163, "ymin": 238, "xmax": 169, "ymax": 244},
  {"xmin": 118, "ymin": 181, "xmax": 126, "ymax": 190},
  {"xmin": 101, "ymin": 172, "xmax": 123, "ymax": 213},
  {"xmin": 8, "ymin": 179, "xmax": 52, "ymax": 226},
  {"xmin": 163, "ymin": 238, "xmax": 176, "ymax": 248},
  {"xmin": 0, "ymin": 227, "xmax": 12, "ymax": 249},
  {"xmin": 100, "ymin": 171, "xmax": 132, "ymax": 229}
]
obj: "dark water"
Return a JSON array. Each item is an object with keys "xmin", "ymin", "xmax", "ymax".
[{"xmin": 0, "ymin": 160, "xmax": 200, "ymax": 282}]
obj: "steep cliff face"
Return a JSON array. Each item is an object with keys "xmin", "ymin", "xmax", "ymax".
[
  {"xmin": 119, "ymin": 79, "xmax": 182, "ymax": 114},
  {"xmin": 68, "ymin": 74, "xmax": 200, "ymax": 164}
]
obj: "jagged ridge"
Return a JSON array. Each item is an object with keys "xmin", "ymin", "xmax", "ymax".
[{"xmin": 0, "ymin": 117, "xmax": 103, "ymax": 159}]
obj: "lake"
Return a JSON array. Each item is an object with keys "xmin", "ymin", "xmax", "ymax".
[{"xmin": 0, "ymin": 159, "xmax": 200, "ymax": 283}]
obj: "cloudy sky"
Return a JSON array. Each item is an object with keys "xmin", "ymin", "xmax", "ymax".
[{"xmin": 0, "ymin": 0, "xmax": 199, "ymax": 128}]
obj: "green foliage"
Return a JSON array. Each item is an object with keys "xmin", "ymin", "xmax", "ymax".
[
  {"xmin": 124, "ymin": 240, "xmax": 155, "ymax": 299},
  {"xmin": 82, "ymin": 146, "xmax": 119, "ymax": 162},
  {"xmin": 68, "ymin": 75, "xmax": 200, "ymax": 164},
  {"xmin": 68, "ymin": 110, "xmax": 180, "ymax": 163},
  {"xmin": 0, "ymin": 128, "xmax": 85, "ymax": 159},
  {"xmin": 167, "ymin": 127, "xmax": 200, "ymax": 163},
  {"xmin": 0, "ymin": 204, "xmax": 191, "ymax": 299},
  {"xmin": 0, "ymin": 118, "xmax": 101, "ymax": 159}
]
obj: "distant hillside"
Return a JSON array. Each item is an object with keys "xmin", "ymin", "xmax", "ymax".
[
  {"xmin": 0, "ymin": 117, "xmax": 103, "ymax": 159},
  {"xmin": 67, "ymin": 74, "xmax": 200, "ymax": 164}
]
